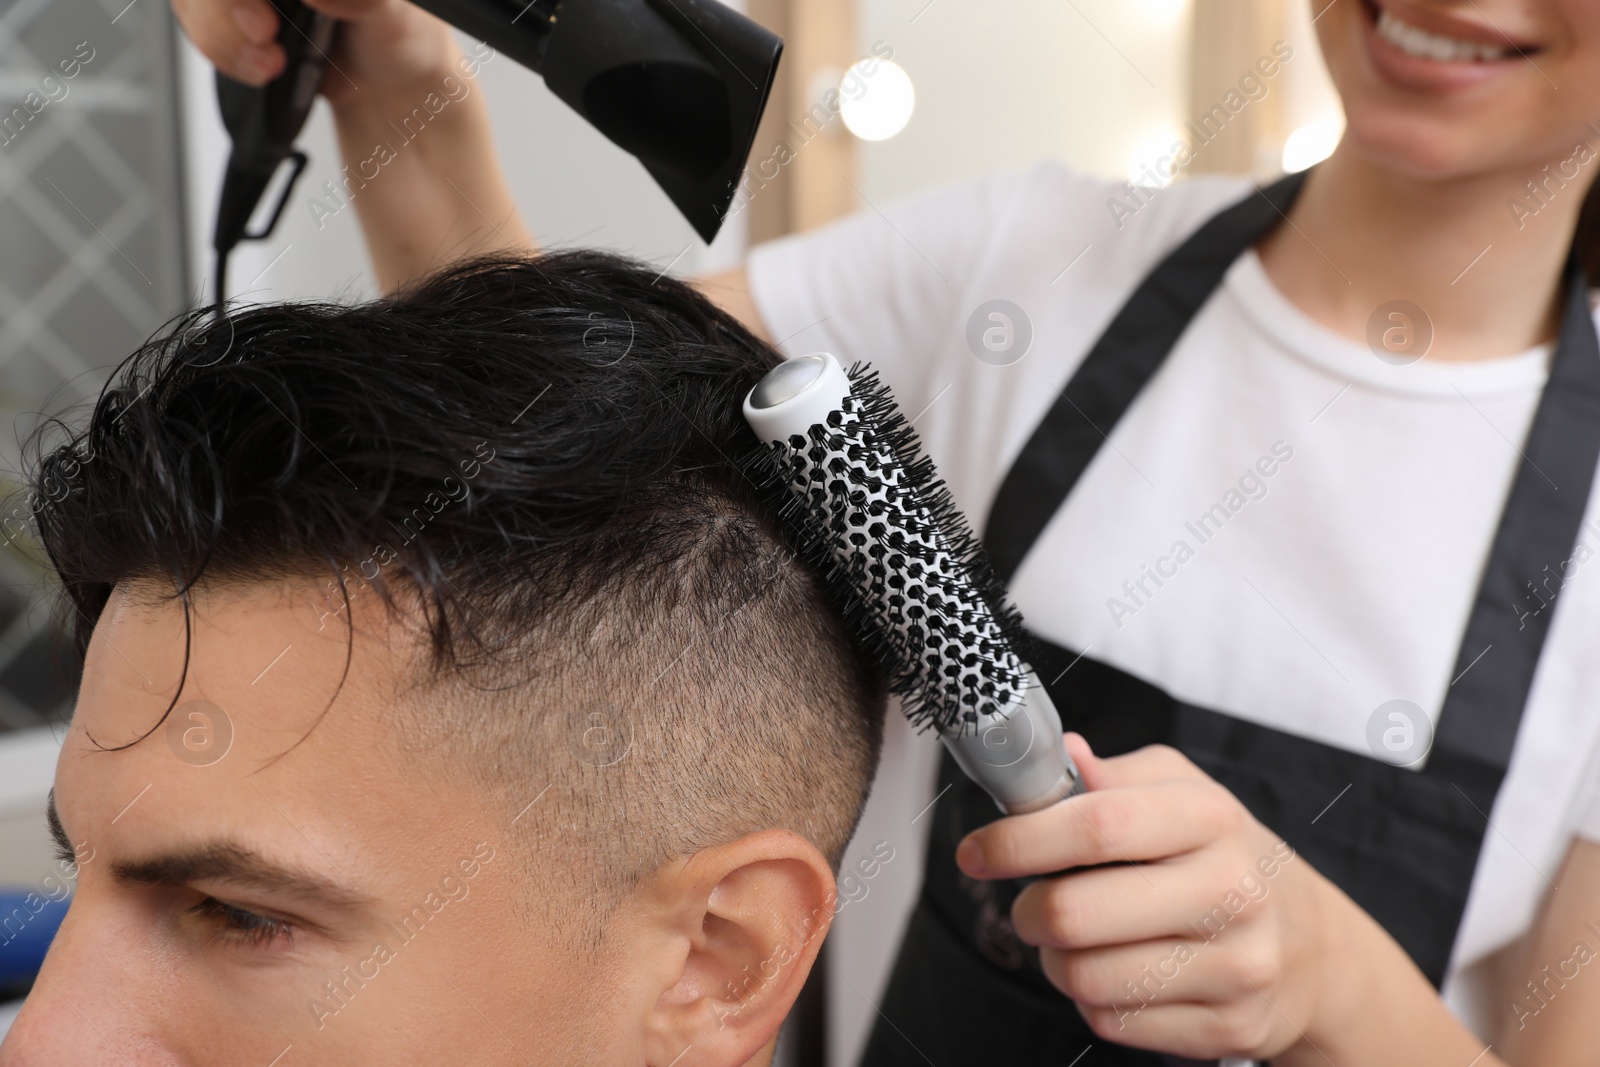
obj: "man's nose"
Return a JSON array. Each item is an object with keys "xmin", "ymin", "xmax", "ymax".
[{"xmin": 0, "ymin": 903, "xmax": 180, "ymax": 1067}]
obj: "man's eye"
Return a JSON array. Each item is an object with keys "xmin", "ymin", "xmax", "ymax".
[{"xmin": 190, "ymin": 896, "xmax": 295, "ymax": 948}]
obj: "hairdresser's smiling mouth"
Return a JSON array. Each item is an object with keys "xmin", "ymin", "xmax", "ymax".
[{"xmin": 1358, "ymin": 0, "xmax": 1545, "ymax": 92}]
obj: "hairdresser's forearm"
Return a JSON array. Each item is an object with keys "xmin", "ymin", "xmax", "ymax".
[
  {"xmin": 329, "ymin": 65, "xmax": 534, "ymax": 294},
  {"xmin": 1275, "ymin": 885, "xmax": 1508, "ymax": 1067}
]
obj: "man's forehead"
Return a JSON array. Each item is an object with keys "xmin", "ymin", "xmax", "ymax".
[
  {"xmin": 59, "ymin": 577, "xmax": 464, "ymax": 840},
  {"xmin": 83, "ymin": 577, "xmax": 413, "ymax": 727}
]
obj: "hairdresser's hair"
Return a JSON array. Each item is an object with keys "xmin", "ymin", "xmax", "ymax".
[{"xmin": 27, "ymin": 251, "xmax": 886, "ymax": 935}]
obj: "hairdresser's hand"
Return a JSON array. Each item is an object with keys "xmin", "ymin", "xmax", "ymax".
[
  {"xmin": 955, "ymin": 734, "xmax": 1349, "ymax": 1061},
  {"xmin": 172, "ymin": 0, "xmax": 461, "ymax": 108}
]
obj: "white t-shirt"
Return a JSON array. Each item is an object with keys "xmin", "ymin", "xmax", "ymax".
[{"xmin": 747, "ymin": 159, "xmax": 1600, "ymax": 1037}]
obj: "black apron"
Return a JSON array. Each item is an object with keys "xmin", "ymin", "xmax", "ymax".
[{"xmin": 860, "ymin": 170, "xmax": 1600, "ymax": 1066}]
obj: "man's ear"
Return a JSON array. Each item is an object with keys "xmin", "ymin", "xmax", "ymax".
[{"xmin": 638, "ymin": 828, "xmax": 836, "ymax": 1067}]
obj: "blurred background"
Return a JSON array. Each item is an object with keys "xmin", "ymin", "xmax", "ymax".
[{"xmin": 0, "ymin": 0, "xmax": 1339, "ymax": 1056}]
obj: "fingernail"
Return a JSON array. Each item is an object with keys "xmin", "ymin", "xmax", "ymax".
[
  {"xmin": 955, "ymin": 837, "xmax": 984, "ymax": 875},
  {"xmin": 233, "ymin": 4, "xmax": 275, "ymax": 41}
]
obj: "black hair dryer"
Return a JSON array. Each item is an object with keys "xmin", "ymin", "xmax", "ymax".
[{"xmin": 212, "ymin": 0, "xmax": 783, "ymax": 300}]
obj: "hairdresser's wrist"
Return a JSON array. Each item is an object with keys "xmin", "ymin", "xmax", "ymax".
[
  {"xmin": 1275, "ymin": 880, "xmax": 1506, "ymax": 1067},
  {"xmin": 1274, "ymin": 872, "xmax": 1369, "ymax": 1062}
]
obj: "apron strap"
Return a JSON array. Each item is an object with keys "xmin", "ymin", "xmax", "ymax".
[
  {"xmin": 984, "ymin": 171, "xmax": 1309, "ymax": 584},
  {"xmin": 1431, "ymin": 256, "xmax": 1600, "ymax": 775}
]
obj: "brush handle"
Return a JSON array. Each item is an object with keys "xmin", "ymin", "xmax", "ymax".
[
  {"xmin": 942, "ymin": 674, "xmax": 1080, "ymax": 814},
  {"xmin": 745, "ymin": 352, "xmax": 1083, "ymax": 814}
]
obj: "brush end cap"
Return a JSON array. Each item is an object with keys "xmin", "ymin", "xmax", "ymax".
[
  {"xmin": 749, "ymin": 353, "xmax": 829, "ymax": 409},
  {"xmin": 743, "ymin": 352, "xmax": 852, "ymax": 443}
]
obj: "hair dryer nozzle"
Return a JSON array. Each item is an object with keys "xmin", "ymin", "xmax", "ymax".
[{"xmin": 539, "ymin": 0, "xmax": 781, "ymax": 243}]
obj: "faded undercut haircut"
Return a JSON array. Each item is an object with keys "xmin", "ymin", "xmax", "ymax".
[{"xmin": 27, "ymin": 251, "xmax": 887, "ymax": 940}]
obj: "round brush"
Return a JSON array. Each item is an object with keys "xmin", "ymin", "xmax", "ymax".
[{"xmin": 743, "ymin": 352, "xmax": 1082, "ymax": 814}]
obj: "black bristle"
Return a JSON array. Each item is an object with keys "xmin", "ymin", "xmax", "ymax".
[{"xmin": 744, "ymin": 364, "xmax": 1036, "ymax": 735}]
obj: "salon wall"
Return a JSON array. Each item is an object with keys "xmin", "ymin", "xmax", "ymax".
[{"xmin": 857, "ymin": 0, "xmax": 1191, "ymax": 199}]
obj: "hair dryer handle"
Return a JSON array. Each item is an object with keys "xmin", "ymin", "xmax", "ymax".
[
  {"xmin": 212, "ymin": 1, "xmax": 337, "ymax": 258},
  {"xmin": 215, "ymin": 1, "xmax": 337, "ymax": 159}
]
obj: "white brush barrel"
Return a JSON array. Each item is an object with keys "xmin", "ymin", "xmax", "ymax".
[{"xmin": 744, "ymin": 352, "xmax": 1083, "ymax": 815}]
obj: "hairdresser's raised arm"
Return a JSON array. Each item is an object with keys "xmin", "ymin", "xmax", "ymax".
[{"xmin": 173, "ymin": 0, "xmax": 534, "ymax": 293}]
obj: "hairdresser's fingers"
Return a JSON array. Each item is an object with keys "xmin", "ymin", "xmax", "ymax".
[
  {"xmin": 957, "ymin": 777, "xmax": 1240, "ymax": 879},
  {"xmin": 1040, "ymin": 930, "xmax": 1280, "ymax": 1010},
  {"xmin": 1074, "ymin": 996, "xmax": 1283, "ymax": 1060},
  {"xmin": 1011, "ymin": 851, "xmax": 1262, "ymax": 950},
  {"xmin": 171, "ymin": 0, "xmax": 285, "ymax": 85},
  {"xmin": 1069, "ymin": 734, "xmax": 1212, "ymax": 792}
]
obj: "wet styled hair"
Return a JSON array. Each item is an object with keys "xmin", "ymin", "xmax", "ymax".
[{"xmin": 27, "ymin": 250, "xmax": 887, "ymax": 934}]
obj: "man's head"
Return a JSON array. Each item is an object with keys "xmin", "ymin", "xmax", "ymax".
[{"xmin": 1, "ymin": 252, "xmax": 886, "ymax": 1066}]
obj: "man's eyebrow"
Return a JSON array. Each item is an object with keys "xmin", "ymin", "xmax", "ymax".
[{"xmin": 110, "ymin": 839, "xmax": 373, "ymax": 911}]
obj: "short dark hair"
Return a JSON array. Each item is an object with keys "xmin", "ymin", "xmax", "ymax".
[{"xmin": 28, "ymin": 250, "xmax": 886, "ymax": 929}]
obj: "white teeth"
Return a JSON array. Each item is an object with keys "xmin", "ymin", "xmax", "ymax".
[{"xmin": 1375, "ymin": 9, "xmax": 1514, "ymax": 62}]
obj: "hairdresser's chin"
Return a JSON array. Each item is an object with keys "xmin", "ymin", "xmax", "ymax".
[{"xmin": 1317, "ymin": 0, "xmax": 1600, "ymax": 178}]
